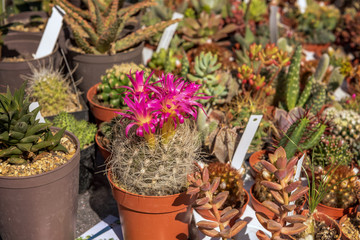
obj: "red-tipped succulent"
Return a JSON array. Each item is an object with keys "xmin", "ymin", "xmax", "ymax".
[
  {"xmin": 187, "ymin": 165, "xmax": 247, "ymax": 239},
  {"xmin": 255, "ymin": 147, "xmax": 309, "ymax": 240}
]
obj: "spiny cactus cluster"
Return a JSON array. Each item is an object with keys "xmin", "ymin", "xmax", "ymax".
[
  {"xmin": 312, "ymin": 135, "xmax": 353, "ymax": 167},
  {"xmin": 207, "ymin": 162, "xmax": 246, "ymax": 209},
  {"xmin": 0, "ymin": 84, "xmax": 67, "ymax": 165},
  {"xmin": 55, "ymin": 0, "xmax": 180, "ymax": 54},
  {"xmin": 187, "ymin": 165, "xmax": 247, "ymax": 240},
  {"xmin": 52, "ymin": 112, "xmax": 96, "ymax": 150},
  {"xmin": 98, "ymin": 116, "xmax": 122, "ymax": 150},
  {"xmin": 256, "ymin": 147, "xmax": 309, "ymax": 240},
  {"xmin": 318, "ymin": 165, "xmax": 359, "ymax": 209},
  {"xmin": 187, "ymin": 51, "xmax": 235, "ymax": 109},
  {"xmin": 324, "ymin": 107, "xmax": 360, "ymax": 164},
  {"xmin": 96, "ymin": 63, "xmax": 151, "ymax": 108},
  {"xmin": 24, "ymin": 65, "xmax": 81, "ymax": 117},
  {"xmin": 109, "ymin": 120, "xmax": 201, "ymax": 196}
]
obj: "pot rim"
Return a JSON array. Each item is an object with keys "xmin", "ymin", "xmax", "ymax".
[
  {"xmin": 317, "ymin": 202, "xmax": 358, "ymax": 211},
  {"xmin": 0, "ymin": 127, "xmax": 80, "ymax": 180},
  {"xmin": 87, "ymin": 83, "xmax": 122, "ymax": 112}
]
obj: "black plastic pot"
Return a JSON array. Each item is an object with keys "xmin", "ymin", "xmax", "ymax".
[
  {"xmin": 79, "ymin": 143, "xmax": 95, "ymax": 194},
  {"xmin": 0, "ymin": 129, "xmax": 80, "ymax": 240},
  {"xmin": 0, "ymin": 33, "xmax": 61, "ymax": 93},
  {"xmin": 6, "ymin": 11, "xmax": 48, "ymax": 36},
  {"xmin": 65, "ymin": 40, "xmax": 144, "ymax": 94}
]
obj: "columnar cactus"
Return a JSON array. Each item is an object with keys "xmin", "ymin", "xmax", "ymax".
[
  {"xmin": 0, "ymin": 83, "xmax": 67, "ymax": 165},
  {"xmin": 256, "ymin": 147, "xmax": 309, "ymax": 240}
]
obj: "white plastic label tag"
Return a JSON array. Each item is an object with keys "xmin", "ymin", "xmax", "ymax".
[
  {"xmin": 334, "ymin": 87, "xmax": 350, "ymax": 101},
  {"xmin": 142, "ymin": 47, "xmax": 154, "ymax": 65},
  {"xmin": 29, "ymin": 102, "xmax": 45, "ymax": 123},
  {"xmin": 34, "ymin": 5, "xmax": 65, "ymax": 59},
  {"xmin": 297, "ymin": 0, "xmax": 307, "ymax": 13},
  {"xmin": 231, "ymin": 115, "xmax": 263, "ymax": 170},
  {"xmin": 288, "ymin": 153, "xmax": 306, "ymax": 216},
  {"xmin": 156, "ymin": 12, "xmax": 183, "ymax": 53}
]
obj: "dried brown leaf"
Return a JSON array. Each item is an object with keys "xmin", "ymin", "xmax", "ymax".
[
  {"xmin": 261, "ymin": 160, "xmax": 277, "ymax": 173},
  {"xmin": 284, "ymin": 181, "xmax": 301, "ymax": 193},
  {"xmin": 267, "ymin": 220, "xmax": 282, "ymax": 232},
  {"xmin": 262, "ymin": 200, "xmax": 280, "ymax": 215},
  {"xmin": 261, "ymin": 181, "xmax": 283, "ymax": 191},
  {"xmin": 270, "ymin": 190, "xmax": 285, "ymax": 204},
  {"xmin": 220, "ymin": 209, "xmax": 239, "ymax": 223},
  {"xmin": 210, "ymin": 177, "xmax": 220, "ymax": 193},
  {"xmin": 283, "ymin": 215, "xmax": 307, "ymax": 223},
  {"xmin": 197, "ymin": 220, "xmax": 219, "ymax": 230},
  {"xmin": 280, "ymin": 223, "xmax": 307, "ymax": 235},
  {"xmin": 289, "ymin": 186, "xmax": 308, "ymax": 202},
  {"xmin": 213, "ymin": 191, "xmax": 229, "ymax": 209}
]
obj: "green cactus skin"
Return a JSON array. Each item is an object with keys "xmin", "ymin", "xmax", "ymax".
[
  {"xmin": 148, "ymin": 48, "xmax": 177, "ymax": 73},
  {"xmin": 306, "ymin": 83, "xmax": 326, "ymax": 115},
  {"xmin": 314, "ymin": 54, "xmax": 330, "ymax": 82},
  {"xmin": 180, "ymin": 55, "xmax": 189, "ymax": 79},
  {"xmin": 297, "ymin": 76, "xmax": 313, "ymax": 108},
  {"xmin": 55, "ymin": 0, "xmax": 179, "ymax": 54},
  {"xmin": 286, "ymin": 45, "xmax": 302, "ymax": 111},
  {"xmin": 52, "ymin": 112, "xmax": 97, "ymax": 150},
  {"xmin": 0, "ymin": 83, "xmax": 67, "ymax": 165},
  {"xmin": 279, "ymin": 115, "xmax": 327, "ymax": 159}
]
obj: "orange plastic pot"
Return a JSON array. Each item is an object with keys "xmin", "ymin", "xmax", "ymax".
[
  {"xmin": 301, "ymin": 210, "xmax": 341, "ymax": 240},
  {"xmin": 250, "ymin": 184, "xmax": 276, "ymax": 219},
  {"xmin": 108, "ymin": 171, "xmax": 192, "ymax": 240},
  {"xmin": 302, "ymin": 43, "xmax": 331, "ymax": 57},
  {"xmin": 316, "ymin": 202, "xmax": 358, "ymax": 220},
  {"xmin": 249, "ymin": 150, "xmax": 267, "ymax": 178},
  {"xmin": 196, "ymin": 190, "xmax": 249, "ymax": 226},
  {"xmin": 339, "ymin": 212, "xmax": 360, "ymax": 240},
  {"xmin": 87, "ymin": 83, "xmax": 121, "ymax": 124},
  {"xmin": 95, "ymin": 130, "xmax": 111, "ymax": 161}
]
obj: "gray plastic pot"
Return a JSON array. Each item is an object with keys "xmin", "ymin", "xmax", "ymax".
[
  {"xmin": 0, "ymin": 32, "xmax": 61, "ymax": 93},
  {"xmin": 0, "ymin": 129, "xmax": 80, "ymax": 240}
]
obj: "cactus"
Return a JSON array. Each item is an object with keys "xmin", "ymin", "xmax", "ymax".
[
  {"xmin": 189, "ymin": 0, "xmax": 225, "ymax": 15},
  {"xmin": 24, "ymin": 64, "xmax": 81, "ymax": 117},
  {"xmin": 96, "ymin": 63, "xmax": 152, "ymax": 108},
  {"xmin": 0, "ymin": 83, "xmax": 67, "ymax": 165},
  {"xmin": 255, "ymin": 147, "xmax": 308, "ymax": 240},
  {"xmin": 239, "ymin": 0, "xmax": 267, "ymax": 22},
  {"xmin": 55, "ymin": 0, "xmax": 180, "ymax": 54},
  {"xmin": 318, "ymin": 166, "xmax": 359, "ymax": 209},
  {"xmin": 312, "ymin": 135, "xmax": 353, "ymax": 167},
  {"xmin": 187, "ymin": 165, "xmax": 247, "ymax": 239},
  {"xmin": 187, "ymin": 52, "xmax": 235, "ymax": 109},
  {"xmin": 148, "ymin": 48, "xmax": 179, "ymax": 73},
  {"xmin": 52, "ymin": 112, "xmax": 96, "ymax": 150}
]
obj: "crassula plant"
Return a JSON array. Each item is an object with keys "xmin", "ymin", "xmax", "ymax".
[
  {"xmin": 108, "ymin": 70, "xmax": 210, "ymax": 196},
  {"xmin": 256, "ymin": 147, "xmax": 309, "ymax": 240}
]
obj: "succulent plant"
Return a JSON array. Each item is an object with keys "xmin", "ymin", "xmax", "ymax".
[
  {"xmin": 55, "ymin": 0, "xmax": 180, "ymax": 54},
  {"xmin": 187, "ymin": 165, "xmax": 247, "ymax": 239},
  {"xmin": 96, "ymin": 63, "xmax": 151, "ymax": 108},
  {"xmin": 189, "ymin": 0, "xmax": 226, "ymax": 15},
  {"xmin": 148, "ymin": 48, "xmax": 180, "ymax": 73},
  {"xmin": 255, "ymin": 147, "xmax": 309, "ymax": 240},
  {"xmin": 97, "ymin": 116, "xmax": 121, "ymax": 150},
  {"xmin": 312, "ymin": 135, "xmax": 353, "ymax": 168},
  {"xmin": 180, "ymin": 12, "xmax": 237, "ymax": 48},
  {"xmin": 0, "ymin": 83, "xmax": 67, "ymax": 165},
  {"xmin": 52, "ymin": 112, "xmax": 96, "ymax": 150},
  {"xmin": 239, "ymin": 0, "xmax": 267, "ymax": 22},
  {"xmin": 24, "ymin": 64, "xmax": 81, "ymax": 117},
  {"xmin": 187, "ymin": 51, "xmax": 237, "ymax": 109}
]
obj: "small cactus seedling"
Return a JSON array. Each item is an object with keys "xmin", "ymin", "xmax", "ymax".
[
  {"xmin": 255, "ymin": 147, "xmax": 309, "ymax": 240},
  {"xmin": 187, "ymin": 165, "xmax": 247, "ymax": 240}
]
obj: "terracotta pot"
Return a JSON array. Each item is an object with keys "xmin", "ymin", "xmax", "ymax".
[
  {"xmin": 249, "ymin": 150, "xmax": 267, "ymax": 178},
  {"xmin": 66, "ymin": 40, "xmax": 144, "ymax": 94},
  {"xmin": 250, "ymin": 184, "xmax": 276, "ymax": 219},
  {"xmin": 0, "ymin": 129, "xmax": 80, "ymax": 240},
  {"xmin": 95, "ymin": 130, "xmax": 111, "ymax": 161},
  {"xmin": 316, "ymin": 202, "xmax": 358, "ymax": 220},
  {"xmin": 0, "ymin": 32, "xmax": 61, "ymax": 93},
  {"xmin": 196, "ymin": 189, "xmax": 249, "ymax": 226},
  {"xmin": 302, "ymin": 43, "xmax": 331, "ymax": 57},
  {"xmin": 301, "ymin": 210, "xmax": 342, "ymax": 240},
  {"xmin": 339, "ymin": 212, "xmax": 360, "ymax": 240},
  {"xmin": 87, "ymin": 83, "xmax": 122, "ymax": 124},
  {"xmin": 108, "ymin": 171, "xmax": 192, "ymax": 240}
]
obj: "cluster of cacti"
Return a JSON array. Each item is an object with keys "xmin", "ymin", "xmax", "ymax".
[
  {"xmin": 187, "ymin": 51, "xmax": 236, "ymax": 109},
  {"xmin": 24, "ymin": 64, "xmax": 81, "ymax": 117},
  {"xmin": 187, "ymin": 165, "xmax": 247, "ymax": 239},
  {"xmin": 181, "ymin": 12, "xmax": 237, "ymax": 48},
  {"xmin": 148, "ymin": 48, "xmax": 180, "ymax": 73},
  {"xmin": 324, "ymin": 107, "xmax": 360, "ymax": 165},
  {"xmin": 55, "ymin": 0, "xmax": 180, "ymax": 54},
  {"xmin": 96, "ymin": 63, "xmax": 151, "ymax": 108},
  {"xmin": 317, "ymin": 165, "xmax": 359, "ymax": 209},
  {"xmin": 0, "ymin": 83, "xmax": 67, "ymax": 165},
  {"xmin": 52, "ymin": 112, "xmax": 96, "ymax": 150},
  {"xmin": 312, "ymin": 135, "xmax": 353, "ymax": 167},
  {"xmin": 188, "ymin": 0, "xmax": 225, "ymax": 15},
  {"xmin": 207, "ymin": 162, "xmax": 246, "ymax": 209},
  {"xmin": 256, "ymin": 147, "xmax": 309, "ymax": 240},
  {"xmin": 97, "ymin": 116, "xmax": 121, "ymax": 150}
]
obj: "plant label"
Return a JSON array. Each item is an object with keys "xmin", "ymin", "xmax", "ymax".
[
  {"xmin": 29, "ymin": 102, "xmax": 45, "ymax": 123},
  {"xmin": 297, "ymin": 0, "xmax": 307, "ymax": 13},
  {"xmin": 269, "ymin": 5, "xmax": 279, "ymax": 44},
  {"xmin": 231, "ymin": 115, "xmax": 263, "ymax": 170},
  {"xmin": 142, "ymin": 47, "xmax": 154, "ymax": 65},
  {"xmin": 34, "ymin": 5, "xmax": 65, "ymax": 59},
  {"xmin": 288, "ymin": 153, "xmax": 306, "ymax": 216},
  {"xmin": 334, "ymin": 86, "xmax": 350, "ymax": 101},
  {"xmin": 156, "ymin": 12, "xmax": 183, "ymax": 53}
]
